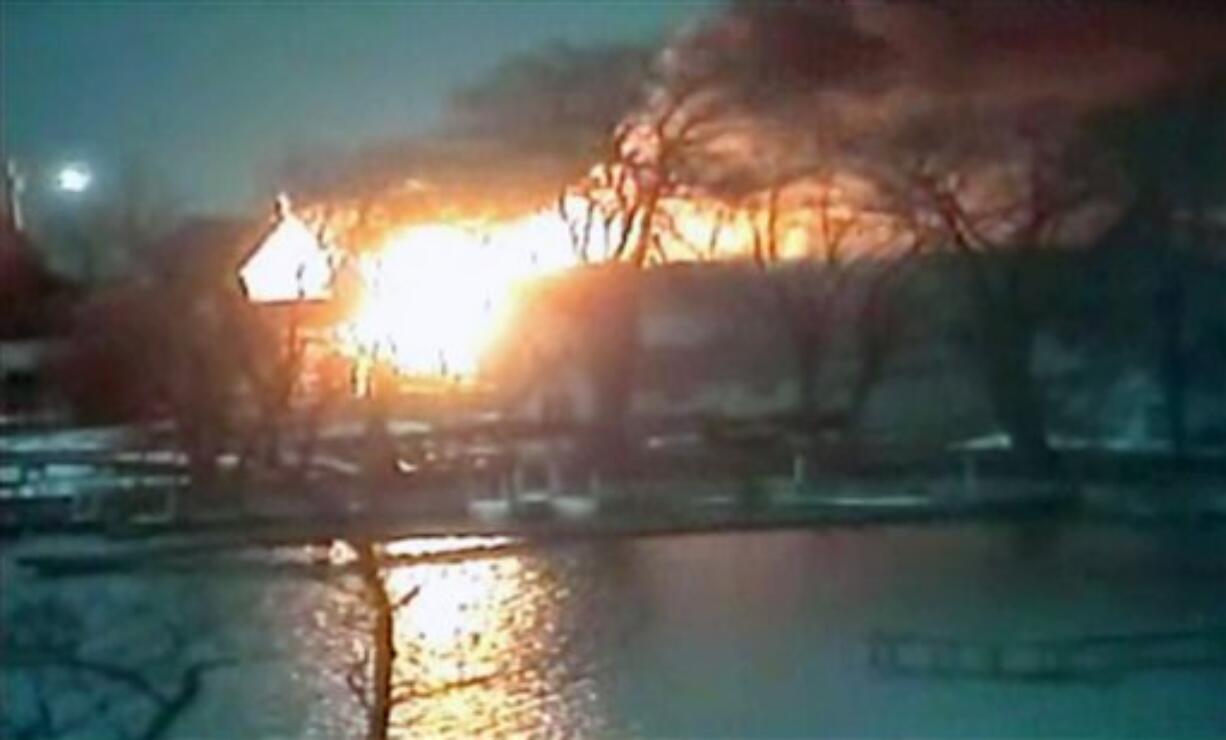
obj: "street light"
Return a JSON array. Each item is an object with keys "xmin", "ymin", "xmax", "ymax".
[{"xmin": 54, "ymin": 163, "xmax": 92, "ymax": 194}]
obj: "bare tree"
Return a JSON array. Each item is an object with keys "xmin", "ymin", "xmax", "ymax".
[
  {"xmin": 737, "ymin": 169, "xmax": 917, "ymax": 432},
  {"xmin": 343, "ymin": 541, "xmax": 411, "ymax": 740},
  {"xmin": 549, "ymin": 58, "xmax": 750, "ymax": 473},
  {"xmin": 868, "ymin": 108, "xmax": 1121, "ymax": 470},
  {"xmin": 545, "ymin": 4, "xmax": 923, "ymax": 471},
  {"xmin": 1093, "ymin": 73, "xmax": 1226, "ymax": 461}
]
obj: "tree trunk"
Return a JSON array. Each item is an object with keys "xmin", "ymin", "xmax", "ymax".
[
  {"xmin": 960, "ymin": 254, "xmax": 1055, "ymax": 473},
  {"xmin": 1156, "ymin": 264, "xmax": 1189, "ymax": 462},
  {"xmin": 845, "ymin": 297, "xmax": 896, "ymax": 439},
  {"xmin": 845, "ymin": 356, "xmax": 881, "ymax": 440},
  {"xmin": 355, "ymin": 542, "xmax": 394, "ymax": 740},
  {"xmin": 980, "ymin": 319, "xmax": 1055, "ymax": 473},
  {"xmin": 584, "ymin": 266, "xmax": 640, "ymax": 476},
  {"xmin": 794, "ymin": 339, "xmax": 821, "ymax": 422},
  {"xmin": 362, "ymin": 366, "xmax": 397, "ymax": 490}
]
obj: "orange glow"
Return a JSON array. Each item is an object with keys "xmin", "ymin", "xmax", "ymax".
[
  {"xmin": 334, "ymin": 211, "xmax": 584, "ymax": 378},
  {"xmin": 322, "ymin": 179, "xmax": 891, "ymax": 383},
  {"xmin": 377, "ymin": 537, "xmax": 582, "ymax": 733},
  {"xmin": 338, "ymin": 224, "xmax": 504, "ymax": 377}
]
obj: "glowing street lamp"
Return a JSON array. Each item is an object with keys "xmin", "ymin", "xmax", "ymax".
[{"xmin": 54, "ymin": 163, "xmax": 92, "ymax": 194}]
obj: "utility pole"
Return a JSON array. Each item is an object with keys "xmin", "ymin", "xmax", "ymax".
[{"xmin": 3, "ymin": 158, "xmax": 25, "ymax": 233}]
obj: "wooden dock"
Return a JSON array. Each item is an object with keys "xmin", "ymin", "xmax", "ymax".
[{"xmin": 868, "ymin": 628, "xmax": 1226, "ymax": 682}]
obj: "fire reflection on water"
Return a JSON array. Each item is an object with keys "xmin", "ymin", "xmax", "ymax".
[{"xmin": 368, "ymin": 537, "xmax": 593, "ymax": 736}]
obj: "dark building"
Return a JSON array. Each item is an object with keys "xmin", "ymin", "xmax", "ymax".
[{"xmin": 1, "ymin": 164, "xmax": 77, "ymax": 418}]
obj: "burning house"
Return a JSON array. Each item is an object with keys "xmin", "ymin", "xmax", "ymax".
[
  {"xmin": 236, "ymin": 195, "xmax": 358, "ymax": 398},
  {"xmin": 239, "ymin": 195, "xmax": 335, "ymax": 305}
]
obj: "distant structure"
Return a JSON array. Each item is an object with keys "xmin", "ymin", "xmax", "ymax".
[{"xmin": 1, "ymin": 159, "xmax": 76, "ymax": 419}]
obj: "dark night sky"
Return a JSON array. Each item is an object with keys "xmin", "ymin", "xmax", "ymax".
[{"xmin": 2, "ymin": 1, "xmax": 714, "ymax": 214}]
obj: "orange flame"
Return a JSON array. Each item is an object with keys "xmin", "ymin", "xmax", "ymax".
[
  {"xmin": 326, "ymin": 180, "xmax": 889, "ymax": 383},
  {"xmin": 335, "ymin": 211, "xmax": 582, "ymax": 378}
]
